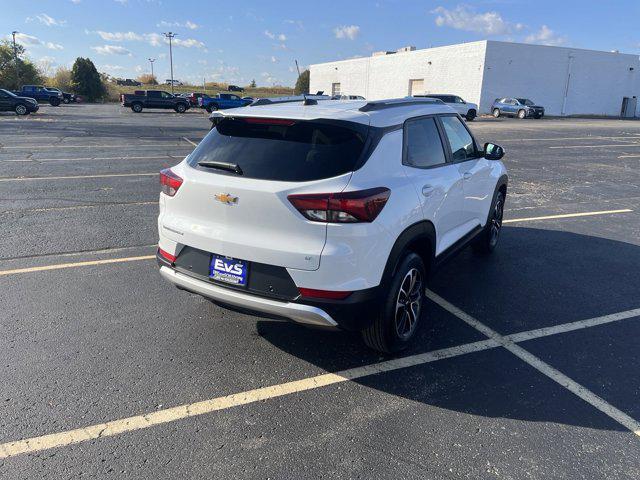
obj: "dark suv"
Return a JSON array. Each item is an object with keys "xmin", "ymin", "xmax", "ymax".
[
  {"xmin": 0, "ymin": 89, "xmax": 39, "ymax": 115},
  {"xmin": 491, "ymin": 98, "xmax": 544, "ymax": 119}
]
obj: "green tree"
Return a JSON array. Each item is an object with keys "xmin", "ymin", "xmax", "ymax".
[
  {"xmin": 250, "ymin": 78, "xmax": 256, "ymax": 88},
  {"xmin": 71, "ymin": 57, "xmax": 106, "ymax": 101},
  {"xmin": 294, "ymin": 69, "xmax": 309, "ymax": 95},
  {"xmin": 49, "ymin": 66, "xmax": 73, "ymax": 92},
  {"xmin": 0, "ymin": 40, "xmax": 43, "ymax": 89}
]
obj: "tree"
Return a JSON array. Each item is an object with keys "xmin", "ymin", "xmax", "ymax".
[
  {"xmin": 294, "ymin": 69, "xmax": 309, "ymax": 95},
  {"xmin": 137, "ymin": 73, "xmax": 158, "ymax": 85},
  {"xmin": 0, "ymin": 40, "xmax": 43, "ymax": 89},
  {"xmin": 71, "ymin": 57, "xmax": 105, "ymax": 101},
  {"xmin": 49, "ymin": 66, "xmax": 73, "ymax": 92},
  {"xmin": 250, "ymin": 79, "xmax": 256, "ymax": 88}
]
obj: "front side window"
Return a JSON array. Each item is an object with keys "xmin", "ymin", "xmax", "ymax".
[
  {"xmin": 455, "ymin": 96, "xmax": 465, "ymax": 103},
  {"xmin": 404, "ymin": 117, "xmax": 446, "ymax": 168},
  {"xmin": 161, "ymin": 92, "xmax": 172, "ymax": 99},
  {"xmin": 440, "ymin": 116, "xmax": 476, "ymax": 162}
]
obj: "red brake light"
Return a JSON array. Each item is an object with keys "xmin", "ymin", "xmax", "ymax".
[
  {"xmin": 288, "ymin": 188, "xmax": 390, "ymax": 223},
  {"xmin": 298, "ymin": 288, "xmax": 352, "ymax": 300},
  {"xmin": 243, "ymin": 117, "xmax": 296, "ymax": 126},
  {"xmin": 158, "ymin": 248, "xmax": 177, "ymax": 263},
  {"xmin": 160, "ymin": 168, "xmax": 183, "ymax": 197}
]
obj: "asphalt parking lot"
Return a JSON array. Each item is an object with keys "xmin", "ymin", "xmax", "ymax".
[{"xmin": 1, "ymin": 103, "xmax": 639, "ymax": 479}]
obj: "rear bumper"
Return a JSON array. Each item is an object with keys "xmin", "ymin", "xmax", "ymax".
[{"xmin": 159, "ymin": 265, "xmax": 339, "ymax": 328}]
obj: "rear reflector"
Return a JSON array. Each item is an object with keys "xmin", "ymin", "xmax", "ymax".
[
  {"xmin": 158, "ymin": 248, "xmax": 177, "ymax": 263},
  {"xmin": 160, "ymin": 168, "xmax": 183, "ymax": 197},
  {"xmin": 288, "ymin": 187, "xmax": 390, "ymax": 223},
  {"xmin": 243, "ymin": 117, "xmax": 296, "ymax": 126},
  {"xmin": 298, "ymin": 288, "xmax": 352, "ymax": 300}
]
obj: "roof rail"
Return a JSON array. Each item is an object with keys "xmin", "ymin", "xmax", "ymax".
[
  {"xmin": 250, "ymin": 94, "xmax": 330, "ymax": 107},
  {"xmin": 359, "ymin": 97, "xmax": 443, "ymax": 112}
]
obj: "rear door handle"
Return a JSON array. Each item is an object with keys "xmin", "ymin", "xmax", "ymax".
[
  {"xmin": 422, "ymin": 185, "xmax": 434, "ymax": 197},
  {"xmin": 463, "ymin": 172, "xmax": 472, "ymax": 180}
]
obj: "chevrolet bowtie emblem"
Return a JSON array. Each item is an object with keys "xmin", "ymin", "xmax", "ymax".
[{"xmin": 214, "ymin": 193, "xmax": 239, "ymax": 205}]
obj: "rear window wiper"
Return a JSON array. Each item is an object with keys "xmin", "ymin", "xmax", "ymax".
[{"xmin": 197, "ymin": 160, "xmax": 243, "ymax": 175}]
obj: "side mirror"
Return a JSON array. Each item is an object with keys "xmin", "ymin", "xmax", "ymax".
[{"xmin": 484, "ymin": 142, "xmax": 505, "ymax": 160}]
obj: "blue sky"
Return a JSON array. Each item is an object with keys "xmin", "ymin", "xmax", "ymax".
[{"xmin": 3, "ymin": 0, "xmax": 640, "ymax": 87}]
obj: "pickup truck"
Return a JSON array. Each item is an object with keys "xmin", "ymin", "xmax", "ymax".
[
  {"xmin": 12, "ymin": 85, "xmax": 63, "ymax": 106},
  {"xmin": 198, "ymin": 93, "xmax": 253, "ymax": 112},
  {"xmin": 121, "ymin": 90, "xmax": 191, "ymax": 113},
  {"xmin": 45, "ymin": 87, "xmax": 77, "ymax": 104}
]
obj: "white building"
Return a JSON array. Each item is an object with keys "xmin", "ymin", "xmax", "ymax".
[{"xmin": 310, "ymin": 40, "xmax": 640, "ymax": 117}]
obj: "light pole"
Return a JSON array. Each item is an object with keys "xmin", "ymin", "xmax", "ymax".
[
  {"xmin": 11, "ymin": 31, "xmax": 20, "ymax": 88},
  {"xmin": 162, "ymin": 32, "xmax": 177, "ymax": 94},
  {"xmin": 148, "ymin": 58, "xmax": 155, "ymax": 82}
]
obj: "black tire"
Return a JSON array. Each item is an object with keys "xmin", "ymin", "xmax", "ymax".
[
  {"xmin": 15, "ymin": 104, "xmax": 28, "ymax": 116},
  {"xmin": 131, "ymin": 103, "xmax": 143, "ymax": 113},
  {"xmin": 492, "ymin": 108, "xmax": 500, "ymax": 118},
  {"xmin": 472, "ymin": 190, "xmax": 505, "ymax": 254},
  {"xmin": 63, "ymin": 97, "xmax": 70, "ymax": 104},
  {"xmin": 49, "ymin": 97, "xmax": 61, "ymax": 107},
  {"xmin": 517, "ymin": 109, "xmax": 526, "ymax": 119},
  {"xmin": 466, "ymin": 109, "xmax": 477, "ymax": 121},
  {"xmin": 175, "ymin": 103, "xmax": 187, "ymax": 113},
  {"xmin": 206, "ymin": 104, "xmax": 218, "ymax": 113},
  {"xmin": 361, "ymin": 252, "xmax": 426, "ymax": 354}
]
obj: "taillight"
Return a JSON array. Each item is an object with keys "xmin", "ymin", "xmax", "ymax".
[
  {"xmin": 158, "ymin": 248, "xmax": 177, "ymax": 263},
  {"xmin": 160, "ymin": 168, "xmax": 183, "ymax": 197},
  {"xmin": 299, "ymin": 288, "xmax": 352, "ymax": 300},
  {"xmin": 287, "ymin": 188, "xmax": 390, "ymax": 223}
]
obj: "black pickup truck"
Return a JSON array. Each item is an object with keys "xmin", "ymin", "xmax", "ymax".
[{"xmin": 121, "ymin": 90, "xmax": 190, "ymax": 113}]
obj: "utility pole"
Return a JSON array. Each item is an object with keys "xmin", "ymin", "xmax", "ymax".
[
  {"xmin": 148, "ymin": 58, "xmax": 155, "ymax": 82},
  {"xmin": 11, "ymin": 31, "xmax": 20, "ymax": 88},
  {"xmin": 162, "ymin": 32, "xmax": 177, "ymax": 94}
]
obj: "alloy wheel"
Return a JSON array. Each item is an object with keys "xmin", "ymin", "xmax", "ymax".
[
  {"xmin": 489, "ymin": 196, "xmax": 504, "ymax": 247},
  {"xmin": 394, "ymin": 268, "xmax": 423, "ymax": 339}
]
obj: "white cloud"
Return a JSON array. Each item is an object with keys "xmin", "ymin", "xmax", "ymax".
[
  {"xmin": 91, "ymin": 45, "xmax": 131, "ymax": 55},
  {"xmin": 264, "ymin": 30, "xmax": 287, "ymax": 42},
  {"xmin": 114, "ymin": 0, "xmax": 128, "ymax": 4},
  {"xmin": 278, "ymin": 33, "xmax": 287, "ymax": 41},
  {"xmin": 71, "ymin": 0, "xmax": 81, "ymax": 4},
  {"xmin": 46, "ymin": 42, "xmax": 64, "ymax": 50},
  {"xmin": 264, "ymin": 30, "xmax": 275, "ymax": 39},
  {"xmin": 334, "ymin": 25, "xmax": 360, "ymax": 40},
  {"xmin": 100, "ymin": 64, "xmax": 124, "ymax": 71},
  {"xmin": 157, "ymin": 20, "xmax": 199, "ymax": 30},
  {"xmin": 12, "ymin": 33, "xmax": 42, "ymax": 46},
  {"xmin": 270, "ymin": 56, "xmax": 278, "ymax": 63},
  {"xmin": 172, "ymin": 38, "xmax": 205, "ymax": 48},
  {"xmin": 524, "ymin": 25, "xmax": 567, "ymax": 46},
  {"xmin": 96, "ymin": 30, "xmax": 143, "ymax": 41},
  {"xmin": 27, "ymin": 13, "xmax": 67, "ymax": 27},
  {"xmin": 431, "ymin": 5, "xmax": 521, "ymax": 36}
]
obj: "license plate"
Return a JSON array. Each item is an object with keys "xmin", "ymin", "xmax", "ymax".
[{"xmin": 209, "ymin": 255, "xmax": 248, "ymax": 286}]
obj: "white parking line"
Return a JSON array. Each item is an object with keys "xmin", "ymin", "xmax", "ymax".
[
  {"xmin": 618, "ymin": 154, "xmax": 640, "ymax": 159},
  {"xmin": 4, "ymin": 201, "xmax": 159, "ymax": 214},
  {"xmin": 425, "ymin": 290, "xmax": 640, "ymax": 438},
  {"xmin": 549, "ymin": 144, "xmax": 640, "ymax": 149},
  {"xmin": 182, "ymin": 137, "xmax": 198, "ymax": 147},
  {"xmin": 0, "ymin": 144, "xmax": 193, "ymax": 150},
  {"xmin": 503, "ymin": 209, "xmax": 633, "ymax": 223},
  {"xmin": 0, "ymin": 172, "xmax": 157, "ymax": 182},
  {"xmin": 2, "ymin": 155, "xmax": 178, "ymax": 163},
  {"xmin": 1, "ymin": 304, "xmax": 638, "ymax": 458},
  {"xmin": 513, "ymin": 136, "xmax": 640, "ymax": 142},
  {"xmin": 0, "ymin": 255, "xmax": 155, "ymax": 277}
]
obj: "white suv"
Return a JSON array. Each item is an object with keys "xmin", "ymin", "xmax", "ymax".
[
  {"xmin": 157, "ymin": 97, "xmax": 507, "ymax": 353},
  {"xmin": 415, "ymin": 94, "xmax": 478, "ymax": 121}
]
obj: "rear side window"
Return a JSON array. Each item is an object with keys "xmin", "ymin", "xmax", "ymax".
[
  {"xmin": 187, "ymin": 118, "xmax": 367, "ymax": 182},
  {"xmin": 404, "ymin": 117, "xmax": 446, "ymax": 168},
  {"xmin": 440, "ymin": 116, "xmax": 476, "ymax": 162}
]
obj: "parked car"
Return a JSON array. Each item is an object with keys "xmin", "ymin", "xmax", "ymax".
[
  {"xmin": 184, "ymin": 92, "xmax": 209, "ymax": 107},
  {"xmin": 115, "ymin": 79, "xmax": 142, "ymax": 87},
  {"xmin": 121, "ymin": 90, "xmax": 191, "ymax": 113},
  {"xmin": 11, "ymin": 85, "xmax": 62, "ymax": 106},
  {"xmin": 165, "ymin": 79, "xmax": 184, "ymax": 86},
  {"xmin": 198, "ymin": 93, "xmax": 253, "ymax": 112},
  {"xmin": 491, "ymin": 98, "xmax": 545, "ymax": 119},
  {"xmin": 156, "ymin": 97, "xmax": 507, "ymax": 353},
  {"xmin": 0, "ymin": 88, "xmax": 39, "ymax": 115},
  {"xmin": 415, "ymin": 94, "xmax": 478, "ymax": 121},
  {"xmin": 227, "ymin": 85, "xmax": 244, "ymax": 92},
  {"xmin": 45, "ymin": 87, "xmax": 76, "ymax": 104},
  {"xmin": 331, "ymin": 95, "xmax": 366, "ymax": 100}
]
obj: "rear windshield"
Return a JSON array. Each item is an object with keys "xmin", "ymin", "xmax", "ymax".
[{"xmin": 187, "ymin": 118, "xmax": 367, "ymax": 182}]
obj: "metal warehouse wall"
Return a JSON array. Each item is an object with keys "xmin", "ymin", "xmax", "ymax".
[
  {"xmin": 481, "ymin": 41, "xmax": 640, "ymax": 116},
  {"xmin": 309, "ymin": 41, "xmax": 487, "ymax": 105}
]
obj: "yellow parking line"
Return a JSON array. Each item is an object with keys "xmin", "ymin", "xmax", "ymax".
[
  {"xmin": 0, "ymin": 173, "xmax": 157, "ymax": 182},
  {"xmin": 503, "ymin": 209, "xmax": 633, "ymax": 223},
  {"xmin": 0, "ymin": 255, "xmax": 155, "ymax": 277}
]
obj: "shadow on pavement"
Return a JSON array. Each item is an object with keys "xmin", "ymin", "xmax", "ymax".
[{"xmin": 257, "ymin": 227, "xmax": 640, "ymax": 432}]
